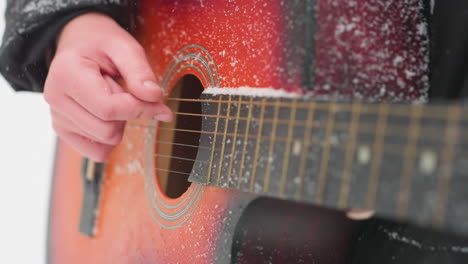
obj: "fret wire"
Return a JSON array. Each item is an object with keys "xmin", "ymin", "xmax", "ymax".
[
  {"xmin": 338, "ymin": 102, "xmax": 361, "ymax": 208},
  {"xmin": 162, "ymin": 129, "xmax": 456, "ymax": 165},
  {"xmin": 249, "ymin": 98, "xmax": 267, "ymax": 192},
  {"xmin": 279, "ymin": 99, "xmax": 298, "ymax": 197},
  {"xmin": 153, "ymin": 132, "xmax": 447, "ymax": 175},
  {"xmin": 129, "ymin": 123, "xmax": 468, "ymax": 150},
  {"xmin": 295, "ymin": 102, "xmax": 316, "ymax": 200},
  {"xmin": 433, "ymin": 106, "xmax": 461, "ymax": 227},
  {"xmin": 152, "ymin": 121, "xmax": 468, "ymax": 181},
  {"xmin": 206, "ymin": 98, "xmax": 223, "ymax": 184},
  {"xmin": 216, "ymin": 95, "xmax": 232, "ymax": 185},
  {"xmin": 129, "ymin": 108, "xmax": 468, "ymax": 142},
  {"xmin": 365, "ymin": 104, "xmax": 389, "ymax": 209},
  {"xmin": 151, "ymin": 129, "xmax": 468, "ymax": 162},
  {"xmin": 226, "ymin": 96, "xmax": 243, "ymax": 187},
  {"xmin": 167, "ymin": 97, "xmax": 466, "ymax": 121},
  {"xmin": 397, "ymin": 105, "xmax": 423, "ymax": 217},
  {"xmin": 237, "ymin": 97, "xmax": 255, "ymax": 189},
  {"xmin": 263, "ymin": 98, "xmax": 281, "ymax": 193},
  {"xmin": 315, "ymin": 103, "xmax": 337, "ymax": 204},
  {"xmin": 171, "ymin": 109, "xmax": 451, "ymax": 127}
]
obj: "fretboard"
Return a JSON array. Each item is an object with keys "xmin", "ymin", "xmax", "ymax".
[{"xmin": 188, "ymin": 93, "xmax": 468, "ymax": 236}]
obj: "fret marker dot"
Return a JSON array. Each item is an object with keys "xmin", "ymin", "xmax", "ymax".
[
  {"xmin": 293, "ymin": 140, "xmax": 302, "ymax": 156},
  {"xmin": 419, "ymin": 150, "xmax": 437, "ymax": 175},
  {"xmin": 357, "ymin": 145, "xmax": 371, "ymax": 165}
]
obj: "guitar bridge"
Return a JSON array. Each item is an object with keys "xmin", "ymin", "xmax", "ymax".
[{"xmin": 79, "ymin": 158, "xmax": 105, "ymax": 237}]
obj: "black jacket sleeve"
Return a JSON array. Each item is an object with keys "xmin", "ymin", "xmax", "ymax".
[
  {"xmin": 0, "ymin": 0, "xmax": 134, "ymax": 93},
  {"xmin": 429, "ymin": 1, "xmax": 468, "ymax": 100}
]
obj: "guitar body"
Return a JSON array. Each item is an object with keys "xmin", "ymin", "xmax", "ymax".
[
  {"xmin": 48, "ymin": 1, "xmax": 359, "ymax": 263},
  {"xmin": 50, "ymin": 139, "xmax": 356, "ymax": 263}
]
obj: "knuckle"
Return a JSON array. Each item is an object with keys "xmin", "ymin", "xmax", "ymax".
[
  {"xmin": 130, "ymin": 103, "xmax": 146, "ymax": 119},
  {"xmin": 77, "ymin": 56, "xmax": 99, "ymax": 70},
  {"xmin": 110, "ymin": 36, "xmax": 143, "ymax": 58},
  {"xmin": 98, "ymin": 104, "xmax": 117, "ymax": 121},
  {"xmin": 120, "ymin": 95, "xmax": 143, "ymax": 119},
  {"xmin": 124, "ymin": 44, "xmax": 152, "ymax": 70},
  {"xmin": 100, "ymin": 124, "xmax": 123, "ymax": 144},
  {"xmin": 52, "ymin": 52, "xmax": 78, "ymax": 71},
  {"xmin": 126, "ymin": 63, "xmax": 153, "ymax": 82}
]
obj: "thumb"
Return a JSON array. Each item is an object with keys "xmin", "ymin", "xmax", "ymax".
[{"xmin": 108, "ymin": 39, "xmax": 163, "ymax": 103}]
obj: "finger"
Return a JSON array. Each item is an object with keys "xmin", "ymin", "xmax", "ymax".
[
  {"xmin": 51, "ymin": 108, "xmax": 123, "ymax": 146},
  {"xmin": 53, "ymin": 96, "xmax": 125, "ymax": 145},
  {"xmin": 346, "ymin": 210, "xmax": 375, "ymax": 221},
  {"xmin": 104, "ymin": 75, "xmax": 125, "ymax": 94},
  {"xmin": 53, "ymin": 124, "xmax": 114, "ymax": 162},
  {"xmin": 66, "ymin": 67, "xmax": 173, "ymax": 122},
  {"xmin": 106, "ymin": 37, "xmax": 163, "ymax": 102},
  {"xmin": 51, "ymin": 109, "xmax": 101, "ymax": 143}
]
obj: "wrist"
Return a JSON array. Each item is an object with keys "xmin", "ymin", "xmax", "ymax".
[{"xmin": 56, "ymin": 12, "xmax": 118, "ymax": 53}]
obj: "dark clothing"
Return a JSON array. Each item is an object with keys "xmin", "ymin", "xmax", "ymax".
[
  {"xmin": 429, "ymin": 2, "xmax": 468, "ymax": 99},
  {"xmin": 0, "ymin": 0, "xmax": 134, "ymax": 92},
  {"xmin": 352, "ymin": 219, "xmax": 468, "ymax": 264}
]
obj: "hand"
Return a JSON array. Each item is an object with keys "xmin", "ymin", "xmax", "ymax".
[{"xmin": 44, "ymin": 13, "xmax": 172, "ymax": 162}]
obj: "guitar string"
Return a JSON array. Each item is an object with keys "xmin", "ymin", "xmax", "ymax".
[
  {"xmin": 155, "ymin": 167, "xmax": 192, "ymax": 176},
  {"xmin": 152, "ymin": 141, "xmax": 456, "ymax": 218},
  {"xmin": 155, "ymin": 153, "xmax": 202, "ymax": 162},
  {"xmin": 171, "ymin": 110, "xmax": 458, "ymax": 129},
  {"xmin": 153, "ymin": 131, "xmax": 464, "ymax": 179},
  {"xmin": 148, "ymin": 118, "xmax": 467, "ymax": 179},
  {"xmin": 129, "ymin": 96, "xmax": 468, "ymax": 144},
  {"xmin": 137, "ymin": 98, "xmax": 467, "ymax": 142},
  {"xmin": 132, "ymin": 98, "xmax": 466, "ymax": 183},
  {"xmin": 133, "ymin": 96, "xmax": 462, "ymax": 223},
  {"xmin": 150, "ymin": 130, "xmax": 465, "ymax": 165},
  {"xmin": 139, "ymin": 100, "xmax": 462, "ymax": 209},
  {"xmin": 156, "ymin": 140, "xmax": 210, "ymax": 150},
  {"xmin": 146, "ymin": 105, "xmax": 465, "ymax": 205},
  {"xmin": 128, "ymin": 117, "xmax": 468, "ymax": 144},
  {"xmin": 150, "ymin": 97, "xmax": 466, "ymax": 156},
  {"xmin": 150, "ymin": 131, "xmax": 466, "ymax": 169},
  {"xmin": 166, "ymin": 97, "xmax": 466, "ymax": 120}
]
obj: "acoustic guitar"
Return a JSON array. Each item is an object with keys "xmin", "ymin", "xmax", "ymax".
[{"xmin": 47, "ymin": 0, "xmax": 468, "ymax": 263}]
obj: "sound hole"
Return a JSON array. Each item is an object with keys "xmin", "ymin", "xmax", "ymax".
[{"xmin": 156, "ymin": 75, "xmax": 203, "ymax": 199}]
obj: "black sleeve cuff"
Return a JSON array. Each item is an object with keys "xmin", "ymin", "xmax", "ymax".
[
  {"xmin": 429, "ymin": 2, "xmax": 468, "ymax": 100},
  {"xmin": 0, "ymin": 2, "xmax": 134, "ymax": 93}
]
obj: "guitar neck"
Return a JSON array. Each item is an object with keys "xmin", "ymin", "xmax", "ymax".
[{"xmin": 188, "ymin": 92, "xmax": 468, "ymax": 236}]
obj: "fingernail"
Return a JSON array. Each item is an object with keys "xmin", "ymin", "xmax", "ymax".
[
  {"xmin": 143, "ymin": 80, "xmax": 159, "ymax": 90},
  {"xmin": 346, "ymin": 210, "xmax": 375, "ymax": 221},
  {"xmin": 153, "ymin": 113, "xmax": 173, "ymax": 122}
]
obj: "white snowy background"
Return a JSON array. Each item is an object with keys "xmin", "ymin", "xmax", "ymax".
[{"xmin": 0, "ymin": 1, "xmax": 55, "ymax": 263}]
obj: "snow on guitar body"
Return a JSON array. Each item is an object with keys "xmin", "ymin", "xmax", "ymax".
[{"xmin": 2, "ymin": 0, "xmax": 468, "ymax": 263}]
